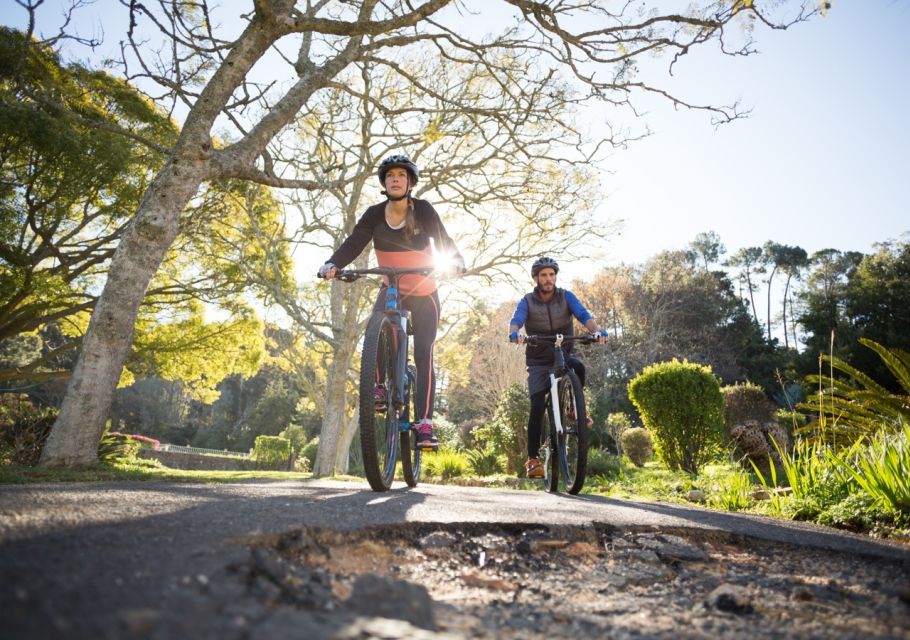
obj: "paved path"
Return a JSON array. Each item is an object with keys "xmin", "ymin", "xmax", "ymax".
[{"xmin": 2, "ymin": 479, "xmax": 909, "ymax": 639}]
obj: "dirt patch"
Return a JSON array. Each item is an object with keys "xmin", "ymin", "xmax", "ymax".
[{"xmin": 233, "ymin": 523, "xmax": 910, "ymax": 639}]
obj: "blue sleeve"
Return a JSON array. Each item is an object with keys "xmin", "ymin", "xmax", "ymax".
[
  {"xmin": 565, "ymin": 290, "xmax": 592, "ymax": 325},
  {"xmin": 509, "ymin": 297, "xmax": 528, "ymax": 328}
]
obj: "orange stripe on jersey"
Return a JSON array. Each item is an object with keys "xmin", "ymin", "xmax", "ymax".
[{"xmin": 375, "ymin": 248, "xmax": 437, "ymax": 296}]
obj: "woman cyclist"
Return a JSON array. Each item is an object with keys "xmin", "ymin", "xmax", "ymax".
[{"xmin": 319, "ymin": 155, "xmax": 464, "ymax": 449}]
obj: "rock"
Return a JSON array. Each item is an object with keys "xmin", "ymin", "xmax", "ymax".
[
  {"xmin": 347, "ymin": 574, "xmax": 436, "ymax": 630},
  {"xmin": 419, "ymin": 531, "xmax": 457, "ymax": 549},
  {"xmin": 705, "ymin": 583, "xmax": 754, "ymax": 615}
]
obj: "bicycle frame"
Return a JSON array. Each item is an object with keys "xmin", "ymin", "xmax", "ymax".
[
  {"xmin": 335, "ymin": 266, "xmax": 432, "ymax": 419},
  {"xmin": 523, "ymin": 332, "xmax": 597, "ymax": 493},
  {"xmin": 325, "ymin": 265, "xmax": 436, "ymax": 491}
]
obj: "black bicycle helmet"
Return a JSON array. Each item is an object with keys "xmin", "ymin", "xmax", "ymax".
[
  {"xmin": 531, "ymin": 256, "xmax": 559, "ymax": 278},
  {"xmin": 377, "ymin": 155, "xmax": 419, "ymax": 186}
]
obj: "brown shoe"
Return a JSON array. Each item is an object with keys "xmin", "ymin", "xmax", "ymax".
[{"xmin": 525, "ymin": 457, "xmax": 544, "ymax": 479}]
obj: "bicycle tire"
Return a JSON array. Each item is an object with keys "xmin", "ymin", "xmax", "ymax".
[
  {"xmin": 557, "ymin": 369, "xmax": 588, "ymax": 494},
  {"xmin": 400, "ymin": 365, "xmax": 422, "ymax": 487},
  {"xmin": 542, "ymin": 405, "xmax": 559, "ymax": 493},
  {"xmin": 359, "ymin": 313, "xmax": 399, "ymax": 492}
]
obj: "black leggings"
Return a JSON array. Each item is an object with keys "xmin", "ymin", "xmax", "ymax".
[
  {"xmin": 527, "ymin": 358, "xmax": 585, "ymax": 459},
  {"xmin": 374, "ymin": 287, "xmax": 439, "ymax": 422}
]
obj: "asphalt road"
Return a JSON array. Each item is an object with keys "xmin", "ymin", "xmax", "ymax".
[{"xmin": 2, "ymin": 478, "xmax": 909, "ymax": 639}]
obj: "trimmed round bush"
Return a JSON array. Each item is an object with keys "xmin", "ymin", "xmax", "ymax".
[
  {"xmin": 620, "ymin": 428, "xmax": 653, "ymax": 467},
  {"xmin": 628, "ymin": 359, "xmax": 724, "ymax": 474}
]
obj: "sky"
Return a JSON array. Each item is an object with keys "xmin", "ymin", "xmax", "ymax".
[
  {"xmin": 584, "ymin": 1, "xmax": 910, "ymax": 280},
  {"xmin": 6, "ymin": 1, "xmax": 909, "ymax": 288}
]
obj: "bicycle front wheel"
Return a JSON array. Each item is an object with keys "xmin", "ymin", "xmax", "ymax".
[
  {"xmin": 400, "ymin": 365, "xmax": 422, "ymax": 487},
  {"xmin": 359, "ymin": 313, "xmax": 399, "ymax": 492},
  {"xmin": 541, "ymin": 404, "xmax": 559, "ymax": 493},
  {"xmin": 557, "ymin": 370, "xmax": 588, "ymax": 494}
]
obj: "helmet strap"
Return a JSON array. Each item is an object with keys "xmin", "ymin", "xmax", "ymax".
[{"xmin": 381, "ymin": 188, "xmax": 411, "ymax": 202}]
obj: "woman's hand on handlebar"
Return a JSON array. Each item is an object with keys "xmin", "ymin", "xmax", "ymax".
[{"xmin": 317, "ymin": 262, "xmax": 336, "ymax": 280}]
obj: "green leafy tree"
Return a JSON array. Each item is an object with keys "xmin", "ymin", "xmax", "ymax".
[
  {"xmin": 724, "ymin": 246, "xmax": 764, "ymax": 326},
  {"xmin": 0, "ymin": 27, "xmax": 177, "ymax": 382},
  {"xmin": 797, "ymin": 240, "xmax": 910, "ymax": 391},
  {"xmin": 628, "ymin": 359, "xmax": 725, "ymax": 474},
  {"xmin": 796, "ymin": 248, "xmax": 863, "ymax": 372},
  {"xmin": 472, "ymin": 383, "xmax": 529, "ymax": 476}
]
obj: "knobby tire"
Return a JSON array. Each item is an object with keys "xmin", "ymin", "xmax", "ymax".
[
  {"xmin": 359, "ymin": 314, "xmax": 399, "ymax": 492},
  {"xmin": 557, "ymin": 369, "xmax": 588, "ymax": 494},
  {"xmin": 400, "ymin": 365, "xmax": 422, "ymax": 487}
]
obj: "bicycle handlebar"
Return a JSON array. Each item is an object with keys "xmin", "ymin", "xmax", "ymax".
[
  {"xmin": 521, "ymin": 334, "xmax": 601, "ymax": 346},
  {"xmin": 317, "ymin": 266, "xmax": 437, "ymax": 282}
]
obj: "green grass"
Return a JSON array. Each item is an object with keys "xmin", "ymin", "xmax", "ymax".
[
  {"xmin": 0, "ymin": 456, "xmax": 312, "ymax": 484},
  {"xmin": 585, "ymin": 460, "xmax": 697, "ymax": 501}
]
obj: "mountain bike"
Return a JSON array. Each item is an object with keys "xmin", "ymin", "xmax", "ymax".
[
  {"xmin": 323, "ymin": 266, "xmax": 434, "ymax": 492},
  {"xmin": 522, "ymin": 334, "xmax": 598, "ymax": 494}
]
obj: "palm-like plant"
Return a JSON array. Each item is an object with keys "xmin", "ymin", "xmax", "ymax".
[{"xmin": 800, "ymin": 338, "xmax": 910, "ymax": 443}]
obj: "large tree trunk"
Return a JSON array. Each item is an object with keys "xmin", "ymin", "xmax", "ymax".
[
  {"xmin": 39, "ymin": 164, "xmax": 204, "ymax": 466},
  {"xmin": 314, "ymin": 367, "xmax": 348, "ymax": 476},
  {"xmin": 334, "ymin": 410, "xmax": 360, "ymax": 474}
]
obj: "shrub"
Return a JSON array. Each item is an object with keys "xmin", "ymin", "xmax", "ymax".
[
  {"xmin": 429, "ymin": 414, "xmax": 462, "ymax": 450},
  {"xmin": 620, "ymin": 427, "xmax": 653, "ymax": 467},
  {"xmin": 98, "ymin": 428, "xmax": 142, "ymax": 462},
  {"xmin": 252, "ymin": 435, "xmax": 292, "ymax": 468},
  {"xmin": 300, "ymin": 436, "xmax": 319, "ymax": 471},
  {"xmin": 839, "ymin": 421, "xmax": 910, "ymax": 518},
  {"xmin": 279, "ymin": 424, "xmax": 309, "ymax": 455},
  {"xmin": 424, "ymin": 448, "xmax": 469, "ymax": 480},
  {"xmin": 628, "ymin": 359, "xmax": 725, "ymax": 474},
  {"xmin": 466, "ymin": 447, "xmax": 503, "ymax": 476},
  {"xmin": 0, "ymin": 400, "xmax": 57, "ymax": 466},
  {"xmin": 722, "ymin": 383, "xmax": 775, "ymax": 428},
  {"xmin": 587, "ymin": 448, "xmax": 622, "ymax": 479}
]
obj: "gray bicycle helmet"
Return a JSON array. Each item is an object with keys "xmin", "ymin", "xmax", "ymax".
[
  {"xmin": 377, "ymin": 155, "xmax": 419, "ymax": 186},
  {"xmin": 531, "ymin": 256, "xmax": 559, "ymax": 278}
]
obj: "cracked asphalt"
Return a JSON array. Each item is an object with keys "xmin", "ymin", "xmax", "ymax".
[{"xmin": 2, "ymin": 479, "xmax": 909, "ymax": 639}]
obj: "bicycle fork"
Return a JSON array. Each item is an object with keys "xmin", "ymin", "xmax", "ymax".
[
  {"xmin": 549, "ymin": 372, "xmax": 563, "ymax": 437},
  {"xmin": 386, "ymin": 309, "xmax": 411, "ymax": 432}
]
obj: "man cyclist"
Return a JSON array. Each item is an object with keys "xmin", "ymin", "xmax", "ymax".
[
  {"xmin": 509, "ymin": 257, "xmax": 607, "ymax": 478},
  {"xmin": 319, "ymin": 155, "xmax": 464, "ymax": 450}
]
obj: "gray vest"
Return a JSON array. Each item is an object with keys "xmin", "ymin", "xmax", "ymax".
[{"xmin": 523, "ymin": 288, "xmax": 574, "ymax": 365}]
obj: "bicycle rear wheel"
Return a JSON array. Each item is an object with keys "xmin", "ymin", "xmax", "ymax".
[
  {"xmin": 359, "ymin": 313, "xmax": 399, "ymax": 492},
  {"xmin": 400, "ymin": 365, "xmax": 422, "ymax": 487},
  {"xmin": 557, "ymin": 370, "xmax": 588, "ymax": 494},
  {"xmin": 541, "ymin": 404, "xmax": 559, "ymax": 493}
]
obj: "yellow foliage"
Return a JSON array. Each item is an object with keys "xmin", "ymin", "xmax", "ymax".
[{"xmin": 422, "ymin": 118, "xmax": 445, "ymax": 145}]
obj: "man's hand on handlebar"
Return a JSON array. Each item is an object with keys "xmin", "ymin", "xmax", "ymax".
[
  {"xmin": 509, "ymin": 331, "xmax": 526, "ymax": 345},
  {"xmin": 592, "ymin": 329, "xmax": 608, "ymax": 345}
]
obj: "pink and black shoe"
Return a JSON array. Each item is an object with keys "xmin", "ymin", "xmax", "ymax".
[{"xmin": 414, "ymin": 419, "xmax": 439, "ymax": 451}]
